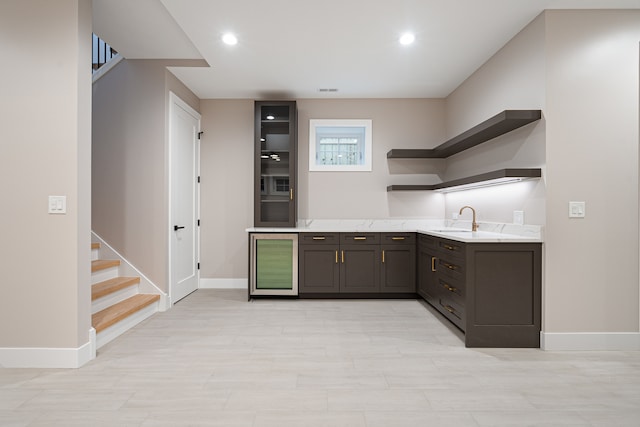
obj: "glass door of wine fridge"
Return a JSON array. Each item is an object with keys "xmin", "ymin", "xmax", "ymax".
[{"xmin": 249, "ymin": 233, "xmax": 298, "ymax": 296}]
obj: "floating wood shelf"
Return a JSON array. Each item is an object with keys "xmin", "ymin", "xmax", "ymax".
[
  {"xmin": 386, "ymin": 110, "xmax": 542, "ymax": 159},
  {"xmin": 386, "ymin": 168, "xmax": 542, "ymax": 192}
]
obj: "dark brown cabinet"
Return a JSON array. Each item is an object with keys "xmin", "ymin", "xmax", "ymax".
[
  {"xmin": 418, "ymin": 233, "xmax": 542, "ymax": 348},
  {"xmin": 417, "ymin": 234, "xmax": 438, "ymax": 305},
  {"xmin": 380, "ymin": 233, "xmax": 416, "ymax": 293},
  {"xmin": 298, "ymin": 233, "xmax": 340, "ymax": 293},
  {"xmin": 254, "ymin": 101, "xmax": 297, "ymax": 227},
  {"xmin": 299, "ymin": 232, "xmax": 417, "ymax": 296},
  {"xmin": 340, "ymin": 233, "xmax": 380, "ymax": 293}
]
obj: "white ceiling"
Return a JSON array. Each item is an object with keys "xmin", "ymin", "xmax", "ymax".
[{"xmin": 93, "ymin": 0, "xmax": 640, "ymax": 99}]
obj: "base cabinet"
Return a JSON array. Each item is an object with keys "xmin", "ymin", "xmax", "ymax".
[
  {"xmin": 299, "ymin": 232, "xmax": 415, "ymax": 296},
  {"xmin": 418, "ymin": 234, "xmax": 542, "ymax": 348}
]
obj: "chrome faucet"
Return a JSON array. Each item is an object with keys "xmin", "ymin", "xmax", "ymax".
[{"xmin": 459, "ymin": 206, "xmax": 478, "ymax": 232}]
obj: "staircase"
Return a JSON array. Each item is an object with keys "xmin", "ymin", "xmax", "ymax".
[{"xmin": 91, "ymin": 242, "xmax": 160, "ymax": 349}]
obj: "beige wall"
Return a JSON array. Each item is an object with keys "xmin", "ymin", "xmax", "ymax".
[
  {"xmin": 544, "ymin": 10, "xmax": 640, "ymax": 333},
  {"xmin": 0, "ymin": 0, "xmax": 92, "ymax": 348},
  {"xmin": 298, "ymin": 99, "xmax": 446, "ymax": 220},
  {"xmin": 443, "ymin": 13, "xmax": 547, "ymax": 226},
  {"xmin": 92, "ymin": 60, "xmax": 199, "ymax": 292},
  {"xmin": 199, "ymin": 100, "xmax": 254, "ymax": 280},
  {"xmin": 198, "ymin": 99, "xmax": 446, "ymax": 280}
]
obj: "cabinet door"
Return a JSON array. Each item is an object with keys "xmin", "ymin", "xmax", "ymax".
[
  {"xmin": 254, "ymin": 101, "xmax": 297, "ymax": 227},
  {"xmin": 339, "ymin": 244, "xmax": 380, "ymax": 293},
  {"xmin": 417, "ymin": 236, "xmax": 438, "ymax": 304},
  {"xmin": 299, "ymin": 244, "xmax": 340, "ymax": 293},
  {"xmin": 380, "ymin": 244, "xmax": 416, "ymax": 293}
]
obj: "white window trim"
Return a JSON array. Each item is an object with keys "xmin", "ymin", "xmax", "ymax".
[{"xmin": 309, "ymin": 119, "xmax": 372, "ymax": 172}]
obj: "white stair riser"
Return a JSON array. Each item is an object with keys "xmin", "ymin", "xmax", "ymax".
[
  {"xmin": 92, "ymin": 285, "xmax": 139, "ymax": 314},
  {"xmin": 91, "ymin": 248, "xmax": 99, "ymax": 261},
  {"xmin": 91, "ymin": 266, "xmax": 120, "ymax": 284},
  {"xmin": 96, "ymin": 301, "xmax": 159, "ymax": 349}
]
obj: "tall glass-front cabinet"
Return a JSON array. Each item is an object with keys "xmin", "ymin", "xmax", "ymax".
[{"xmin": 254, "ymin": 101, "xmax": 297, "ymax": 227}]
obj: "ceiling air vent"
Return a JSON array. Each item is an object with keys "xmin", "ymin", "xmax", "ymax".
[{"xmin": 318, "ymin": 88, "xmax": 339, "ymax": 93}]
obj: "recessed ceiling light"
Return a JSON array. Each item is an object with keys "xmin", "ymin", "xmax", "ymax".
[
  {"xmin": 266, "ymin": 115, "xmax": 275, "ymax": 120},
  {"xmin": 222, "ymin": 33, "xmax": 238, "ymax": 46},
  {"xmin": 399, "ymin": 32, "xmax": 415, "ymax": 46}
]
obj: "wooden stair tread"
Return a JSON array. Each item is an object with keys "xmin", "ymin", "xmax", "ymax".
[
  {"xmin": 92, "ymin": 294, "xmax": 160, "ymax": 333},
  {"xmin": 92, "ymin": 277, "xmax": 140, "ymax": 300},
  {"xmin": 91, "ymin": 242, "xmax": 100, "ymax": 250},
  {"xmin": 91, "ymin": 259, "xmax": 120, "ymax": 272}
]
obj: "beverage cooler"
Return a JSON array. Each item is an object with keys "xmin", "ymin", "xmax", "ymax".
[{"xmin": 249, "ymin": 233, "xmax": 298, "ymax": 297}]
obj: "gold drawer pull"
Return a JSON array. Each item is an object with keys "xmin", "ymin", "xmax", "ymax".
[
  {"xmin": 442, "ymin": 283, "xmax": 457, "ymax": 293},
  {"xmin": 443, "ymin": 262, "xmax": 457, "ymax": 271},
  {"xmin": 335, "ymin": 250, "xmax": 338, "ymax": 264},
  {"xmin": 353, "ymin": 237, "xmax": 367, "ymax": 240},
  {"xmin": 382, "ymin": 250, "xmax": 385, "ymax": 263},
  {"xmin": 431, "ymin": 257, "xmax": 437, "ymax": 272},
  {"xmin": 391, "ymin": 237, "xmax": 405, "ymax": 241},
  {"xmin": 444, "ymin": 305, "xmax": 455, "ymax": 314},
  {"xmin": 312, "ymin": 236, "xmax": 326, "ymax": 240},
  {"xmin": 443, "ymin": 244, "xmax": 457, "ymax": 251}
]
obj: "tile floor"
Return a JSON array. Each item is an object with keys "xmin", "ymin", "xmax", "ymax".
[{"xmin": 1, "ymin": 289, "xmax": 639, "ymax": 426}]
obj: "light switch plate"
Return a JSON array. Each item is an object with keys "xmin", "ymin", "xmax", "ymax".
[
  {"xmin": 513, "ymin": 210, "xmax": 524, "ymax": 225},
  {"xmin": 48, "ymin": 195, "xmax": 66, "ymax": 214},
  {"xmin": 569, "ymin": 201, "xmax": 585, "ymax": 218}
]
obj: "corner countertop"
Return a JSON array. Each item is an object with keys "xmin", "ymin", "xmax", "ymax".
[{"xmin": 247, "ymin": 219, "xmax": 543, "ymax": 243}]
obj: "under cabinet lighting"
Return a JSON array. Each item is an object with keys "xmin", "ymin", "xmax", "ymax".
[{"xmin": 435, "ymin": 178, "xmax": 524, "ymax": 193}]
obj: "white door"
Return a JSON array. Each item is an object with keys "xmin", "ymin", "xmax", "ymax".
[{"xmin": 169, "ymin": 92, "xmax": 201, "ymax": 303}]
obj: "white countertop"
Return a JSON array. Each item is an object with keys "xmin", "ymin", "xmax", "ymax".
[{"xmin": 247, "ymin": 219, "xmax": 543, "ymax": 243}]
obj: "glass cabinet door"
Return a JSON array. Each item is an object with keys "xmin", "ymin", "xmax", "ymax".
[
  {"xmin": 249, "ymin": 233, "xmax": 298, "ymax": 296},
  {"xmin": 254, "ymin": 101, "xmax": 296, "ymax": 227}
]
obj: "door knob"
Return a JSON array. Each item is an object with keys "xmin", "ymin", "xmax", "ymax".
[{"xmin": 174, "ymin": 225, "xmax": 185, "ymax": 231}]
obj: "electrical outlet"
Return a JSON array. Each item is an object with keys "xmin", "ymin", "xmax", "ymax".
[
  {"xmin": 513, "ymin": 210, "xmax": 524, "ymax": 225},
  {"xmin": 452, "ymin": 212, "xmax": 459, "ymax": 220}
]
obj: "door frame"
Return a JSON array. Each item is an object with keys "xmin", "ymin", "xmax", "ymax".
[{"xmin": 167, "ymin": 91, "xmax": 201, "ymax": 305}]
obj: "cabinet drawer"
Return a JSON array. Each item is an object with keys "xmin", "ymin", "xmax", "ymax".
[
  {"xmin": 340, "ymin": 233, "xmax": 380, "ymax": 244},
  {"xmin": 438, "ymin": 296, "xmax": 465, "ymax": 331},
  {"xmin": 437, "ymin": 276, "xmax": 465, "ymax": 303},
  {"xmin": 299, "ymin": 232, "xmax": 340, "ymax": 245},
  {"xmin": 438, "ymin": 239, "xmax": 465, "ymax": 259},
  {"xmin": 381, "ymin": 232, "xmax": 415, "ymax": 245},
  {"xmin": 418, "ymin": 234, "xmax": 437, "ymax": 249},
  {"xmin": 437, "ymin": 257, "xmax": 465, "ymax": 281}
]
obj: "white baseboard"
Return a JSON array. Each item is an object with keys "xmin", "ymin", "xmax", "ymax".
[
  {"xmin": 0, "ymin": 331, "xmax": 95, "ymax": 368},
  {"xmin": 200, "ymin": 278, "xmax": 247, "ymax": 289},
  {"xmin": 541, "ymin": 332, "xmax": 640, "ymax": 351}
]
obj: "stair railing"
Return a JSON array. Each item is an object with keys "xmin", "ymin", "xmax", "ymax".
[{"xmin": 92, "ymin": 33, "xmax": 118, "ymax": 73}]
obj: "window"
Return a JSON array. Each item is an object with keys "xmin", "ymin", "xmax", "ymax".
[{"xmin": 309, "ymin": 119, "xmax": 372, "ymax": 171}]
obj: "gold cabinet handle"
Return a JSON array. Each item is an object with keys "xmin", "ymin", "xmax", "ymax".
[
  {"xmin": 443, "ymin": 262, "xmax": 457, "ymax": 271},
  {"xmin": 353, "ymin": 236, "xmax": 367, "ymax": 241},
  {"xmin": 444, "ymin": 305, "xmax": 455, "ymax": 314},
  {"xmin": 382, "ymin": 250, "xmax": 385, "ymax": 263},
  {"xmin": 312, "ymin": 236, "xmax": 325, "ymax": 240},
  {"xmin": 443, "ymin": 244, "xmax": 457, "ymax": 251},
  {"xmin": 335, "ymin": 250, "xmax": 338, "ymax": 264},
  {"xmin": 391, "ymin": 237, "xmax": 405, "ymax": 241},
  {"xmin": 431, "ymin": 257, "xmax": 437, "ymax": 272},
  {"xmin": 442, "ymin": 283, "xmax": 457, "ymax": 293},
  {"xmin": 290, "ymin": 188, "xmax": 293, "ymax": 201},
  {"xmin": 341, "ymin": 250, "xmax": 344, "ymax": 263}
]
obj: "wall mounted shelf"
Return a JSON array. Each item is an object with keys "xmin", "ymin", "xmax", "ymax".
[
  {"xmin": 387, "ymin": 110, "xmax": 542, "ymax": 159},
  {"xmin": 386, "ymin": 168, "xmax": 542, "ymax": 193}
]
